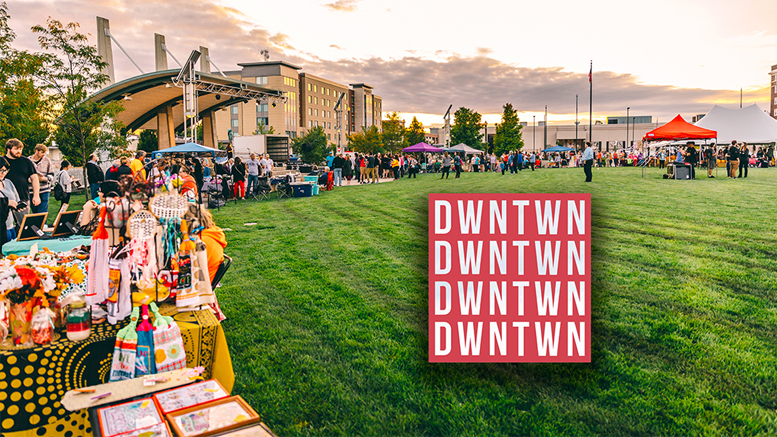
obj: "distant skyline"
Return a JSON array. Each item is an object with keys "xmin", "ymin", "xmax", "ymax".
[{"xmin": 7, "ymin": 0, "xmax": 776, "ymax": 126}]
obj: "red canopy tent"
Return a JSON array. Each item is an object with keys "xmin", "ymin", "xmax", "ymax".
[{"xmin": 643, "ymin": 115, "xmax": 717, "ymax": 141}]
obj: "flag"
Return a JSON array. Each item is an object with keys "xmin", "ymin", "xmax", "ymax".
[{"xmin": 588, "ymin": 64, "xmax": 592, "ymax": 83}]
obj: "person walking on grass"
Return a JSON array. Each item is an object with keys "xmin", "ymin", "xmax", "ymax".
[
  {"xmin": 454, "ymin": 153, "xmax": 462, "ymax": 178},
  {"xmin": 582, "ymin": 141, "xmax": 594, "ymax": 182},
  {"xmin": 440, "ymin": 152, "xmax": 451, "ymax": 179},
  {"xmin": 685, "ymin": 142, "xmax": 698, "ymax": 179}
]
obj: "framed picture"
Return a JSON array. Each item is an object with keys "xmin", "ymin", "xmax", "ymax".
[
  {"xmin": 17, "ymin": 212, "xmax": 47, "ymax": 241},
  {"xmin": 153, "ymin": 379, "xmax": 230, "ymax": 415},
  {"xmin": 97, "ymin": 398, "xmax": 164, "ymax": 437},
  {"xmin": 51, "ymin": 209, "xmax": 82, "ymax": 237},
  {"xmin": 114, "ymin": 422, "xmax": 173, "ymax": 437},
  {"xmin": 210, "ymin": 423, "xmax": 276, "ymax": 437},
  {"xmin": 166, "ymin": 396, "xmax": 260, "ymax": 437}
]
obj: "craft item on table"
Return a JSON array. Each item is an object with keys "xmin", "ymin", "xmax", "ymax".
[
  {"xmin": 98, "ymin": 397, "xmax": 164, "ymax": 437},
  {"xmin": 110, "ymin": 306, "xmax": 140, "ymax": 382},
  {"xmin": 106, "ymin": 196, "xmax": 132, "ymax": 229},
  {"xmin": 87, "ymin": 207, "xmax": 111, "ymax": 306},
  {"xmin": 152, "ymin": 379, "xmax": 229, "ymax": 415},
  {"xmin": 175, "ymin": 220, "xmax": 200, "ymax": 309},
  {"xmin": 136, "ymin": 304, "xmax": 156, "ymax": 376},
  {"xmin": 31, "ymin": 306, "xmax": 55, "ymax": 344},
  {"xmin": 149, "ymin": 302, "xmax": 187, "ymax": 373},
  {"xmin": 107, "ymin": 254, "xmax": 133, "ymax": 325},
  {"xmin": 9, "ymin": 301, "xmax": 33, "ymax": 346},
  {"xmin": 92, "ymin": 392, "xmax": 112, "ymax": 401},
  {"xmin": 74, "ymin": 388, "xmax": 96, "ymax": 393},
  {"xmin": 166, "ymin": 396, "xmax": 261, "ymax": 437},
  {"xmin": 182, "ymin": 367, "xmax": 205, "ymax": 378},
  {"xmin": 128, "ymin": 210, "xmax": 160, "ymax": 286},
  {"xmin": 0, "ymin": 299, "xmax": 7, "ymax": 343},
  {"xmin": 66, "ymin": 299, "xmax": 91, "ymax": 342}
]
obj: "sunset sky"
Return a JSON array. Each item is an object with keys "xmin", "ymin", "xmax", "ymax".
[{"xmin": 7, "ymin": 0, "xmax": 777, "ymax": 126}]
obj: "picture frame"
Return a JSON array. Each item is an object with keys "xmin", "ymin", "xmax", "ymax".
[
  {"xmin": 97, "ymin": 397, "xmax": 164, "ymax": 437},
  {"xmin": 17, "ymin": 212, "xmax": 48, "ymax": 241},
  {"xmin": 166, "ymin": 396, "xmax": 260, "ymax": 437},
  {"xmin": 210, "ymin": 422, "xmax": 277, "ymax": 437},
  {"xmin": 153, "ymin": 379, "xmax": 230, "ymax": 415},
  {"xmin": 51, "ymin": 209, "xmax": 82, "ymax": 237}
]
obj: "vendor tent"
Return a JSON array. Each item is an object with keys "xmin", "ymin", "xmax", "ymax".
[
  {"xmin": 643, "ymin": 115, "xmax": 717, "ymax": 141},
  {"xmin": 403, "ymin": 142, "xmax": 443, "ymax": 153},
  {"xmin": 542, "ymin": 146, "xmax": 574, "ymax": 153},
  {"xmin": 153, "ymin": 142, "xmax": 227, "ymax": 158},
  {"xmin": 445, "ymin": 143, "xmax": 484, "ymax": 154},
  {"xmin": 694, "ymin": 104, "xmax": 777, "ymax": 144}
]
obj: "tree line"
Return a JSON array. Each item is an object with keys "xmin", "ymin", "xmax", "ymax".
[{"xmin": 0, "ymin": 2, "xmax": 127, "ymax": 166}]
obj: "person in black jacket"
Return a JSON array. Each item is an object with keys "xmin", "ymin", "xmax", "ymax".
[
  {"xmin": 86, "ymin": 154, "xmax": 104, "ymax": 200},
  {"xmin": 727, "ymin": 140, "xmax": 740, "ymax": 179},
  {"xmin": 738, "ymin": 143, "xmax": 750, "ymax": 178},
  {"xmin": 685, "ymin": 142, "xmax": 698, "ymax": 179}
]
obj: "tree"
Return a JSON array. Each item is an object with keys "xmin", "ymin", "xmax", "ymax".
[
  {"xmin": 0, "ymin": 2, "xmax": 51, "ymax": 153},
  {"xmin": 137, "ymin": 130, "xmax": 158, "ymax": 153},
  {"xmin": 451, "ymin": 107, "xmax": 483, "ymax": 148},
  {"xmin": 347, "ymin": 126, "xmax": 383, "ymax": 154},
  {"xmin": 293, "ymin": 126, "xmax": 328, "ymax": 164},
  {"xmin": 32, "ymin": 18, "xmax": 126, "ymax": 200},
  {"xmin": 492, "ymin": 103, "xmax": 524, "ymax": 155},
  {"xmin": 381, "ymin": 112, "xmax": 406, "ymax": 153},
  {"xmin": 253, "ymin": 121, "xmax": 275, "ymax": 135},
  {"xmin": 405, "ymin": 116, "xmax": 426, "ymax": 147}
]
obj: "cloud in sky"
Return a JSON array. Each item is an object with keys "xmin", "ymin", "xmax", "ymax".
[
  {"xmin": 322, "ymin": 0, "xmax": 361, "ymax": 12},
  {"xmin": 5, "ymin": 0, "xmax": 769, "ymax": 124}
]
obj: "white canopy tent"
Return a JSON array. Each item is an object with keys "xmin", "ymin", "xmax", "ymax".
[{"xmin": 694, "ymin": 104, "xmax": 777, "ymax": 144}]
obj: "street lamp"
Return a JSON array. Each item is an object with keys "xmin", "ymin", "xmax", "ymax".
[{"xmin": 533, "ymin": 115, "xmax": 536, "ymax": 151}]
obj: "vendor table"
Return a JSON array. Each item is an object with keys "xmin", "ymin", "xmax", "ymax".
[
  {"xmin": 2, "ymin": 235, "xmax": 93, "ymax": 257},
  {"xmin": 0, "ymin": 303, "xmax": 234, "ymax": 437}
]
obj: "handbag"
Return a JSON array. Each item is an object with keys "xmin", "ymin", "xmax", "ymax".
[
  {"xmin": 109, "ymin": 307, "xmax": 140, "ymax": 382},
  {"xmin": 149, "ymin": 302, "xmax": 187, "ymax": 373},
  {"xmin": 135, "ymin": 304, "xmax": 156, "ymax": 376}
]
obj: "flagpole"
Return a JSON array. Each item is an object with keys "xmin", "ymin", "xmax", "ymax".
[{"xmin": 589, "ymin": 60, "xmax": 593, "ymax": 144}]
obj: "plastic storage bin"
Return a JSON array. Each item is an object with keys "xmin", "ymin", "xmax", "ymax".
[{"xmin": 291, "ymin": 183, "xmax": 313, "ymax": 197}]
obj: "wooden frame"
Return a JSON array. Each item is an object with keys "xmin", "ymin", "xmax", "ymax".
[
  {"xmin": 166, "ymin": 395, "xmax": 260, "ymax": 437},
  {"xmin": 17, "ymin": 212, "xmax": 48, "ymax": 241},
  {"xmin": 210, "ymin": 422, "xmax": 277, "ymax": 437},
  {"xmin": 97, "ymin": 397, "xmax": 164, "ymax": 437},
  {"xmin": 51, "ymin": 209, "xmax": 82, "ymax": 237},
  {"xmin": 152, "ymin": 379, "xmax": 229, "ymax": 415}
]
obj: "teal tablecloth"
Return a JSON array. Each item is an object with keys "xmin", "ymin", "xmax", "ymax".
[{"xmin": 2, "ymin": 234, "xmax": 92, "ymax": 256}]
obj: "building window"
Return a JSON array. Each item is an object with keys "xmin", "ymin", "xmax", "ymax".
[
  {"xmin": 308, "ymin": 96, "xmax": 311, "ymax": 103},
  {"xmin": 315, "ymin": 109, "xmax": 319, "ymax": 116},
  {"xmin": 308, "ymin": 108, "xmax": 312, "ymax": 116},
  {"xmin": 257, "ymin": 117, "xmax": 269, "ymax": 127},
  {"xmin": 256, "ymin": 76, "xmax": 268, "ymax": 85},
  {"xmin": 328, "ymin": 122, "xmax": 331, "ymax": 129},
  {"xmin": 314, "ymin": 85, "xmax": 318, "ymax": 92},
  {"xmin": 308, "ymin": 83, "xmax": 312, "ymax": 91},
  {"xmin": 309, "ymin": 120, "xmax": 313, "ymax": 128},
  {"xmin": 257, "ymin": 103, "xmax": 268, "ymax": 112},
  {"xmin": 231, "ymin": 106, "xmax": 238, "ymax": 115},
  {"xmin": 231, "ymin": 119, "xmax": 239, "ymax": 128},
  {"xmin": 327, "ymin": 134, "xmax": 331, "ymax": 139}
]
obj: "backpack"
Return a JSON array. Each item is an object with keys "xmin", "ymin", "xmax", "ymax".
[{"xmin": 53, "ymin": 173, "xmax": 66, "ymax": 201}]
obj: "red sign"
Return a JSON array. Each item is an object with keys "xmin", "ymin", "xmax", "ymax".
[{"xmin": 428, "ymin": 193, "xmax": 591, "ymax": 363}]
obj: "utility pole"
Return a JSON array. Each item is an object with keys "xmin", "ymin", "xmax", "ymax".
[
  {"xmin": 575, "ymin": 95, "xmax": 579, "ymax": 149},
  {"xmin": 626, "ymin": 107, "xmax": 630, "ymax": 149},
  {"xmin": 533, "ymin": 115, "xmax": 536, "ymax": 151},
  {"xmin": 544, "ymin": 105, "xmax": 548, "ymax": 148}
]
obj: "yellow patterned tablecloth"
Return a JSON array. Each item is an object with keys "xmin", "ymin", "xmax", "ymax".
[{"xmin": 0, "ymin": 303, "xmax": 234, "ymax": 437}]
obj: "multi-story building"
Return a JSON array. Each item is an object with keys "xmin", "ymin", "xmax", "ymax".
[
  {"xmin": 214, "ymin": 61, "xmax": 382, "ymax": 146},
  {"xmin": 770, "ymin": 64, "xmax": 777, "ymax": 119}
]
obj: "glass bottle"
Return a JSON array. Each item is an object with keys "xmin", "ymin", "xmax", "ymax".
[{"xmin": 66, "ymin": 301, "xmax": 91, "ymax": 342}]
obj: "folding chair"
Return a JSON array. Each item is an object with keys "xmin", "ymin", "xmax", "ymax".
[
  {"xmin": 211, "ymin": 254, "xmax": 232, "ymax": 288},
  {"xmin": 325, "ymin": 171, "xmax": 334, "ymax": 191},
  {"xmin": 276, "ymin": 176, "xmax": 293, "ymax": 199},
  {"xmin": 251, "ymin": 176, "xmax": 272, "ymax": 201}
]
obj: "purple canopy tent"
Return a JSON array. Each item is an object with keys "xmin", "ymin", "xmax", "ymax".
[{"xmin": 402, "ymin": 142, "xmax": 443, "ymax": 153}]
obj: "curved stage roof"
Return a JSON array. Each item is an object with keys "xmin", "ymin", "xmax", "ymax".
[{"xmin": 89, "ymin": 69, "xmax": 283, "ymax": 132}]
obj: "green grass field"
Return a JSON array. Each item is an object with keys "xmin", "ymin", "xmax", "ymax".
[{"xmin": 205, "ymin": 167, "xmax": 777, "ymax": 436}]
